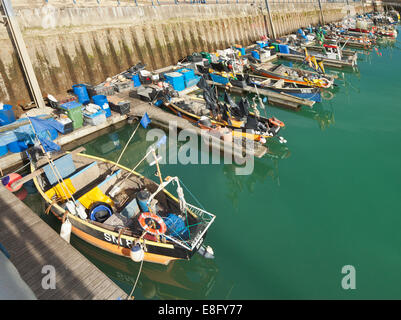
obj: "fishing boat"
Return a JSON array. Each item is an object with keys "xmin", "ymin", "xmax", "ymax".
[
  {"xmin": 291, "ymin": 42, "xmax": 358, "ymax": 68},
  {"xmin": 28, "ymin": 149, "xmax": 216, "ymax": 265},
  {"xmin": 163, "ymin": 78, "xmax": 285, "ymax": 143},
  {"xmin": 15, "ymin": 116, "xmax": 216, "ymax": 266},
  {"xmin": 243, "ymin": 74, "xmax": 322, "ymax": 103},
  {"xmin": 248, "ymin": 62, "xmax": 334, "ymax": 89}
]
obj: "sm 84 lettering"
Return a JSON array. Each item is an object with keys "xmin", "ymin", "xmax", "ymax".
[{"xmin": 202, "ymin": 305, "xmax": 242, "ymax": 315}]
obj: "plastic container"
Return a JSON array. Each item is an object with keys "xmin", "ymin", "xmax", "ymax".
[
  {"xmin": 137, "ymin": 190, "xmax": 151, "ymax": 212},
  {"xmin": 72, "ymin": 84, "xmax": 90, "ymax": 104},
  {"xmin": 92, "ymin": 95, "xmax": 111, "ymax": 118},
  {"xmin": 177, "ymin": 68, "xmax": 195, "ymax": 82},
  {"xmin": 90, "ymin": 203, "xmax": 112, "ymax": 223},
  {"xmin": 86, "ymin": 83, "xmax": 115, "ymax": 97},
  {"xmin": 251, "ymin": 50, "xmax": 260, "ymax": 60},
  {"xmin": 115, "ymin": 81, "xmax": 135, "ymax": 93},
  {"xmin": 109, "ymin": 101, "xmax": 130, "ymax": 115},
  {"xmin": 209, "ymin": 73, "xmax": 230, "ymax": 85},
  {"xmin": 58, "ymin": 101, "xmax": 84, "ymax": 130},
  {"xmin": 164, "ymin": 72, "xmax": 185, "ymax": 91},
  {"xmin": 84, "ymin": 109, "xmax": 107, "ymax": 126},
  {"xmin": 132, "ymin": 73, "xmax": 141, "ymax": 87},
  {"xmin": 0, "ymin": 144, "xmax": 8, "ymax": 157},
  {"xmin": 279, "ymin": 44, "xmax": 290, "ymax": 54},
  {"xmin": 0, "ymin": 104, "xmax": 16, "ymax": 127},
  {"xmin": 163, "ymin": 213, "xmax": 189, "ymax": 239},
  {"xmin": 121, "ymin": 198, "xmax": 140, "ymax": 219},
  {"xmin": 185, "ymin": 75, "xmax": 201, "ymax": 88}
]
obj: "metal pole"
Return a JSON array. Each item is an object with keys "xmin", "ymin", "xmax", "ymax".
[
  {"xmin": 264, "ymin": 0, "xmax": 276, "ymax": 39},
  {"xmin": 1, "ymin": 0, "xmax": 46, "ymax": 109},
  {"xmin": 317, "ymin": 0, "xmax": 325, "ymax": 26}
]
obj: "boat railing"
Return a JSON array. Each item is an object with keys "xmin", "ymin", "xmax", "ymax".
[{"xmin": 163, "ymin": 203, "xmax": 216, "ymax": 251}]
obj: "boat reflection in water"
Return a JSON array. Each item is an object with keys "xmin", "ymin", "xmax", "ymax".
[
  {"xmin": 72, "ymin": 235, "xmax": 219, "ymax": 300},
  {"xmin": 297, "ymin": 103, "xmax": 335, "ymax": 130},
  {"xmin": 224, "ymin": 139, "xmax": 290, "ymax": 208}
]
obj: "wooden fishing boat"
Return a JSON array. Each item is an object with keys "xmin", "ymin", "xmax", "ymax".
[
  {"xmin": 164, "ymin": 95, "xmax": 284, "ymax": 143},
  {"xmin": 244, "ymin": 74, "xmax": 322, "ymax": 103},
  {"xmin": 30, "ymin": 149, "xmax": 216, "ymax": 265},
  {"xmin": 204, "ymin": 68, "xmax": 321, "ymax": 103},
  {"xmin": 324, "ymin": 34, "xmax": 374, "ymax": 49},
  {"xmin": 291, "ymin": 42, "xmax": 358, "ymax": 68},
  {"xmin": 248, "ymin": 62, "xmax": 334, "ymax": 89}
]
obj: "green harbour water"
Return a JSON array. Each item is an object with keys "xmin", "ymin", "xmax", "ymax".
[{"xmin": 23, "ymin": 29, "xmax": 401, "ymax": 299}]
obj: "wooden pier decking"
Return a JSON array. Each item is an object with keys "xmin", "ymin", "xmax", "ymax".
[{"xmin": 0, "ymin": 185, "xmax": 128, "ymax": 300}]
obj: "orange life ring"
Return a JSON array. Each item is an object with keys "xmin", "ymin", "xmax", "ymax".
[
  {"xmin": 138, "ymin": 212, "xmax": 167, "ymax": 235},
  {"xmin": 269, "ymin": 117, "xmax": 285, "ymax": 127}
]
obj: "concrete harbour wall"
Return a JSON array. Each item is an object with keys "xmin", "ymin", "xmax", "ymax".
[{"xmin": 0, "ymin": 1, "xmax": 375, "ymax": 106}]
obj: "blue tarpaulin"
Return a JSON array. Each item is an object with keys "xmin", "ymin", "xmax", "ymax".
[{"xmin": 29, "ymin": 117, "xmax": 61, "ymax": 152}]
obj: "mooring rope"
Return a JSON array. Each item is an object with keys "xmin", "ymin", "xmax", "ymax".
[{"xmin": 0, "ymin": 161, "xmax": 31, "ymax": 180}]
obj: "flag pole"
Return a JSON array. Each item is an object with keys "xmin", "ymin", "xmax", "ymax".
[
  {"xmin": 111, "ymin": 120, "xmax": 141, "ymax": 174},
  {"xmin": 27, "ymin": 115, "xmax": 75, "ymax": 202}
]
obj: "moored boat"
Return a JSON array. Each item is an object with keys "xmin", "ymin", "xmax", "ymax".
[{"xmin": 30, "ymin": 150, "xmax": 216, "ymax": 265}]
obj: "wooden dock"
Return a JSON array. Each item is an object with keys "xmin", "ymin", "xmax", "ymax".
[{"xmin": 0, "ymin": 185, "xmax": 128, "ymax": 300}]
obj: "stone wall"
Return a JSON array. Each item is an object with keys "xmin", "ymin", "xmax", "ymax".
[{"xmin": 0, "ymin": 1, "xmax": 373, "ymax": 106}]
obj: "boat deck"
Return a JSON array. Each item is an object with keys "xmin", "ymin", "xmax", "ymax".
[{"xmin": 0, "ymin": 185, "xmax": 128, "ymax": 300}]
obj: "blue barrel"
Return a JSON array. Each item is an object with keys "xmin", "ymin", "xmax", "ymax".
[
  {"xmin": 137, "ymin": 190, "xmax": 150, "ymax": 212},
  {"xmin": 0, "ymin": 104, "xmax": 16, "ymax": 127},
  {"xmin": 132, "ymin": 73, "xmax": 141, "ymax": 87},
  {"xmin": 92, "ymin": 95, "xmax": 111, "ymax": 118},
  {"xmin": 72, "ymin": 84, "xmax": 90, "ymax": 104}
]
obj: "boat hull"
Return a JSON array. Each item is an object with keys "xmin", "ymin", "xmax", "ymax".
[{"xmin": 32, "ymin": 154, "xmax": 206, "ymax": 265}]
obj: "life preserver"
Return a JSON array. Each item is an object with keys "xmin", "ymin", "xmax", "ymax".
[
  {"xmin": 138, "ymin": 212, "xmax": 167, "ymax": 235},
  {"xmin": 269, "ymin": 117, "xmax": 285, "ymax": 127}
]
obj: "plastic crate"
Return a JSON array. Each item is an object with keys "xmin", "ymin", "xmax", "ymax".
[
  {"xmin": 115, "ymin": 81, "xmax": 135, "ymax": 93},
  {"xmin": 164, "ymin": 72, "xmax": 185, "ymax": 91},
  {"xmin": 185, "ymin": 75, "xmax": 201, "ymax": 88},
  {"xmin": 209, "ymin": 73, "xmax": 230, "ymax": 85},
  {"xmin": 83, "ymin": 110, "xmax": 107, "ymax": 126},
  {"xmin": 109, "ymin": 101, "xmax": 130, "ymax": 115},
  {"xmin": 86, "ymin": 84, "xmax": 116, "ymax": 97}
]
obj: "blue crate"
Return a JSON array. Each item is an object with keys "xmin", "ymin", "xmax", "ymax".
[
  {"xmin": 59, "ymin": 101, "xmax": 83, "ymax": 111},
  {"xmin": 209, "ymin": 73, "xmax": 230, "ymax": 85},
  {"xmin": 177, "ymin": 68, "xmax": 195, "ymax": 82},
  {"xmin": 164, "ymin": 72, "xmax": 185, "ymax": 91},
  {"xmin": 185, "ymin": 75, "xmax": 201, "ymax": 88}
]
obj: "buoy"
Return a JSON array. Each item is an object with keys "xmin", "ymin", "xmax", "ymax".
[
  {"xmin": 130, "ymin": 243, "xmax": 144, "ymax": 263},
  {"xmin": 1, "ymin": 173, "xmax": 23, "ymax": 192},
  {"xmin": 60, "ymin": 218, "xmax": 72, "ymax": 243}
]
